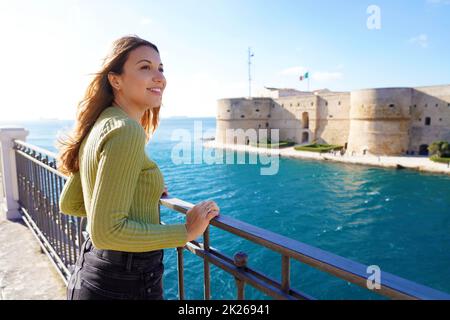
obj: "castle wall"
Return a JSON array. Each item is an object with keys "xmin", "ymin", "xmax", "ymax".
[
  {"xmin": 347, "ymin": 88, "xmax": 412, "ymax": 155},
  {"xmin": 409, "ymin": 85, "xmax": 450, "ymax": 153},
  {"xmin": 215, "ymin": 85, "xmax": 450, "ymax": 156},
  {"xmin": 271, "ymin": 96, "xmax": 318, "ymax": 143},
  {"xmin": 315, "ymin": 93, "xmax": 351, "ymax": 146}
]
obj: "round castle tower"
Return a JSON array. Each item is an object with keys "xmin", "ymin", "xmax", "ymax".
[
  {"xmin": 216, "ymin": 98, "xmax": 272, "ymax": 144},
  {"xmin": 346, "ymin": 88, "xmax": 412, "ymax": 155}
]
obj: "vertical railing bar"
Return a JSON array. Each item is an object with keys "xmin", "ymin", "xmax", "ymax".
[
  {"xmin": 31, "ymin": 153, "xmax": 40, "ymax": 231},
  {"xmin": 37, "ymin": 155, "xmax": 49, "ymax": 241},
  {"xmin": 53, "ymin": 173, "xmax": 63, "ymax": 261},
  {"xmin": 177, "ymin": 246, "xmax": 185, "ymax": 300},
  {"xmin": 57, "ymin": 175, "xmax": 69, "ymax": 265},
  {"xmin": 203, "ymin": 226, "xmax": 211, "ymax": 300},
  {"xmin": 281, "ymin": 255, "xmax": 290, "ymax": 293},
  {"xmin": 49, "ymin": 158, "xmax": 62, "ymax": 259},
  {"xmin": 44, "ymin": 156, "xmax": 56, "ymax": 250},
  {"xmin": 233, "ymin": 252, "xmax": 248, "ymax": 300}
]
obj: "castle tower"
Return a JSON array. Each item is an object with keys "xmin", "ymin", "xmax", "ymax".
[
  {"xmin": 216, "ymin": 97, "xmax": 272, "ymax": 144},
  {"xmin": 346, "ymin": 88, "xmax": 412, "ymax": 155}
]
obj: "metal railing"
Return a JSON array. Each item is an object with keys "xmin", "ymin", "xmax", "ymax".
[{"xmin": 11, "ymin": 139, "xmax": 450, "ymax": 300}]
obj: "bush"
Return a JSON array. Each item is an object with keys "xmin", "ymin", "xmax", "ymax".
[
  {"xmin": 251, "ymin": 140, "xmax": 295, "ymax": 148},
  {"xmin": 430, "ymin": 155, "xmax": 450, "ymax": 164},
  {"xmin": 429, "ymin": 141, "xmax": 450, "ymax": 157},
  {"xmin": 294, "ymin": 143, "xmax": 343, "ymax": 153}
]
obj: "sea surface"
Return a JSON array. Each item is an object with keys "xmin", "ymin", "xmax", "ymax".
[{"xmin": 1, "ymin": 117, "xmax": 449, "ymax": 300}]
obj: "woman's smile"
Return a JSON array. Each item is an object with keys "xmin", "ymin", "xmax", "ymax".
[{"xmin": 147, "ymin": 87, "xmax": 162, "ymax": 96}]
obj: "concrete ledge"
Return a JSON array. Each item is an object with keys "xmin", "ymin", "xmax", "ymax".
[
  {"xmin": 0, "ymin": 212, "xmax": 66, "ymax": 300},
  {"xmin": 204, "ymin": 141, "xmax": 450, "ymax": 175}
]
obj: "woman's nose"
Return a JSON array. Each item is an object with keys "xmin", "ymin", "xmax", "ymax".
[{"xmin": 153, "ymin": 71, "xmax": 165, "ymax": 83}]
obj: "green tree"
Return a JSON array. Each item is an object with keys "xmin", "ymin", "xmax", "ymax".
[{"xmin": 428, "ymin": 141, "xmax": 450, "ymax": 157}]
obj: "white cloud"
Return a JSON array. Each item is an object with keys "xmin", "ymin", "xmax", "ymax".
[{"xmin": 409, "ymin": 33, "xmax": 429, "ymax": 48}]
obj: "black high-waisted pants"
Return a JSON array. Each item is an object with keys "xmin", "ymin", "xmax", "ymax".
[{"xmin": 67, "ymin": 234, "xmax": 165, "ymax": 300}]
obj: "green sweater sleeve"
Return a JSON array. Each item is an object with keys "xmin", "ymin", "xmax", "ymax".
[
  {"xmin": 89, "ymin": 122, "xmax": 188, "ymax": 252},
  {"xmin": 59, "ymin": 171, "xmax": 87, "ymax": 218}
]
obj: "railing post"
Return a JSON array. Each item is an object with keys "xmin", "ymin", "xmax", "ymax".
[
  {"xmin": 0, "ymin": 126, "xmax": 29, "ymax": 220},
  {"xmin": 233, "ymin": 251, "xmax": 248, "ymax": 300}
]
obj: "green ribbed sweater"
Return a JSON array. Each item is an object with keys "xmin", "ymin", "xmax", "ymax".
[{"xmin": 59, "ymin": 105, "xmax": 188, "ymax": 252}]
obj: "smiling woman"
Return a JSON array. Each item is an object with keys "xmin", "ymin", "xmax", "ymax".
[{"xmin": 55, "ymin": 35, "xmax": 220, "ymax": 300}]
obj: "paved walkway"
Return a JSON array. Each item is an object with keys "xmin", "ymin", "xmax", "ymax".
[
  {"xmin": 204, "ymin": 141, "xmax": 450, "ymax": 175},
  {"xmin": 0, "ymin": 212, "xmax": 66, "ymax": 300}
]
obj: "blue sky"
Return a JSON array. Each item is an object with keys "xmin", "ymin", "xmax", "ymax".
[{"xmin": 0, "ymin": 0, "xmax": 449, "ymax": 120}]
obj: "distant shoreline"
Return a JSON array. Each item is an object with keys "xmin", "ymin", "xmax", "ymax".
[{"xmin": 203, "ymin": 141, "xmax": 450, "ymax": 176}]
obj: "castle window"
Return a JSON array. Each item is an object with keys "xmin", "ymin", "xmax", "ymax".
[
  {"xmin": 338, "ymin": 101, "xmax": 341, "ymax": 105},
  {"xmin": 241, "ymin": 115, "xmax": 245, "ymax": 118},
  {"xmin": 389, "ymin": 104, "xmax": 395, "ymax": 108},
  {"xmin": 268, "ymin": 115, "xmax": 271, "ymax": 118},
  {"xmin": 329, "ymin": 115, "xmax": 333, "ymax": 118},
  {"xmin": 448, "ymin": 103, "xmax": 450, "ymax": 107},
  {"xmin": 255, "ymin": 109, "xmax": 260, "ymax": 112},
  {"xmin": 290, "ymin": 103, "xmax": 293, "ymax": 107},
  {"xmin": 227, "ymin": 109, "xmax": 230, "ymax": 112},
  {"xmin": 414, "ymin": 105, "xmax": 417, "ymax": 108},
  {"xmin": 258, "ymin": 124, "xmax": 261, "ymax": 128},
  {"xmin": 302, "ymin": 112, "xmax": 309, "ymax": 129},
  {"xmin": 281, "ymin": 104, "xmax": 284, "ymax": 107},
  {"xmin": 325, "ymin": 101, "xmax": 328, "ymax": 106},
  {"xmin": 266, "ymin": 122, "xmax": 269, "ymax": 127},
  {"xmin": 425, "ymin": 104, "xmax": 428, "ymax": 107},
  {"xmin": 419, "ymin": 118, "xmax": 422, "ymax": 121},
  {"xmin": 425, "ymin": 117, "xmax": 431, "ymax": 125},
  {"xmin": 439, "ymin": 118, "xmax": 442, "ymax": 121},
  {"xmin": 310, "ymin": 102, "xmax": 314, "ymax": 106},
  {"xmin": 297, "ymin": 103, "xmax": 300, "ymax": 106},
  {"xmin": 435, "ymin": 104, "xmax": 439, "ymax": 107}
]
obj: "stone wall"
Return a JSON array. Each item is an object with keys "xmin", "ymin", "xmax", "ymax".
[
  {"xmin": 215, "ymin": 84, "xmax": 450, "ymax": 156},
  {"xmin": 409, "ymin": 85, "xmax": 450, "ymax": 154}
]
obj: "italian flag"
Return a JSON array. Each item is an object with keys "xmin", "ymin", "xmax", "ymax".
[{"xmin": 299, "ymin": 72, "xmax": 309, "ymax": 81}]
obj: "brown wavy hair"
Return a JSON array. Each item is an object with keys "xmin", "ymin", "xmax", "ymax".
[{"xmin": 56, "ymin": 35, "xmax": 161, "ymax": 176}]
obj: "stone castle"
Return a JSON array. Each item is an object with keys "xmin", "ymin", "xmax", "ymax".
[{"xmin": 215, "ymin": 84, "xmax": 450, "ymax": 156}]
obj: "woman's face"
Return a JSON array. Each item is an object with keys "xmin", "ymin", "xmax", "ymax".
[{"xmin": 113, "ymin": 45, "xmax": 166, "ymax": 110}]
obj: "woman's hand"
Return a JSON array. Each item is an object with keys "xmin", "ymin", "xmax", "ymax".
[
  {"xmin": 185, "ymin": 200, "xmax": 220, "ymax": 242},
  {"xmin": 161, "ymin": 185, "xmax": 169, "ymax": 198}
]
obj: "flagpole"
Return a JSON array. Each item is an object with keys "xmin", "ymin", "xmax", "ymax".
[{"xmin": 248, "ymin": 47, "xmax": 254, "ymax": 99}]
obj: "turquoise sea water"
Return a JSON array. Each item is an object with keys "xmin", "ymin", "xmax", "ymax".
[{"xmin": 2, "ymin": 118, "xmax": 449, "ymax": 300}]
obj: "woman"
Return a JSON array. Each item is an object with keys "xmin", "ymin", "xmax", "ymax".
[{"xmin": 56, "ymin": 35, "xmax": 220, "ymax": 300}]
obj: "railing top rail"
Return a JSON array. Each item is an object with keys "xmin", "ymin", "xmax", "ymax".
[
  {"xmin": 160, "ymin": 197, "xmax": 450, "ymax": 300},
  {"xmin": 14, "ymin": 139, "xmax": 58, "ymax": 160}
]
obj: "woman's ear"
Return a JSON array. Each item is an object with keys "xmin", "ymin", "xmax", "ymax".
[{"xmin": 107, "ymin": 72, "xmax": 121, "ymax": 91}]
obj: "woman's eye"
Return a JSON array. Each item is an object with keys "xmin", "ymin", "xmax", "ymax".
[
  {"xmin": 159, "ymin": 69, "xmax": 164, "ymax": 73},
  {"xmin": 141, "ymin": 66, "xmax": 150, "ymax": 70}
]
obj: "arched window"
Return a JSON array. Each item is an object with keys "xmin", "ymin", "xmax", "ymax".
[{"xmin": 302, "ymin": 112, "xmax": 309, "ymax": 129}]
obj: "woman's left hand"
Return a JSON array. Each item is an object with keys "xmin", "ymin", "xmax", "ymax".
[{"xmin": 161, "ymin": 185, "xmax": 169, "ymax": 198}]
